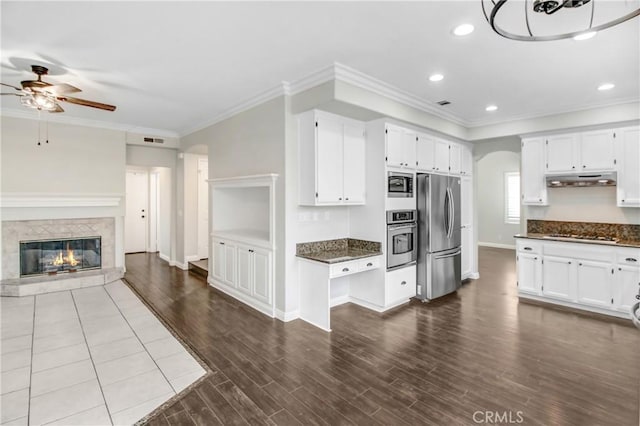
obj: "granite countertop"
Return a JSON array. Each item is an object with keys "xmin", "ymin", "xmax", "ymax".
[
  {"xmin": 515, "ymin": 233, "xmax": 640, "ymax": 248},
  {"xmin": 296, "ymin": 238, "xmax": 382, "ymax": 264}
]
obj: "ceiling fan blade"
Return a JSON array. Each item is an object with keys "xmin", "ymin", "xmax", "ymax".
[
  {"xmin": 1, "ymin": 82, "xmax": 23, "ymax": 91},
  {"xmin": 58, "ymin": 96, "xmax": 116, "ymax": 111},
  {"xmin": 45, "ymin": 83, "xmax": 81, "ymax": 95},
  {"xmin": 50, "ymin": 104, "xmax": 65, "ymax": 113}
]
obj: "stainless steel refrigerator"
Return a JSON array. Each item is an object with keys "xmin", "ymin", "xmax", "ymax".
[{"xmin": 416, "ymin": 173, "xmax": 461, "ymax": 301}]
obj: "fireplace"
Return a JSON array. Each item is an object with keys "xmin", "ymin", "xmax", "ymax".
[{"xmin": 20, "ymin": 237, "xmax": 101, "ymax": 277}]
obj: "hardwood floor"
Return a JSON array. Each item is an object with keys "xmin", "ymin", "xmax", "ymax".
[{"xmin": 124, "ymin": 247, "xmax": 640, "ymax": 426}]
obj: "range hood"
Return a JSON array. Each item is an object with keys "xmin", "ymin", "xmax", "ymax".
[{"xmin": 546, "ymin": 172, "xmax": 617, "ymax": 188}]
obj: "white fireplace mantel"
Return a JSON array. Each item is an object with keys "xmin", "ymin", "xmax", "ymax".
[{"xmin": 0, "ymin": 193, "xmax": 123, "ymax": 209}]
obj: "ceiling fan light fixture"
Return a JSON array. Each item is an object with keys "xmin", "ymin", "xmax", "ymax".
[
  {"xmin": 453, "ymin": 23, "xmax": 475, "ymax": 36},
  {"xmin": 21, "ymin": 93, "xmax": 58, "ymax": 111},
  {"xmin": 429, "ymin": 73, "xmax": 444, "ymax": 82},
  {"xmin": 597, "ymin": 83, "xmax": 615, "ymax": 91},
  {"xmin": 486, "ymin": 105, "xmax": 498, "ymax": 112},
  {"xmin": 481, "ymin": 0, "xmax": 640, "ymax": 41}
]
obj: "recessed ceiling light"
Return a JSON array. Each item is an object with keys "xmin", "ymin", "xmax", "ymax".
[
  {"xmin": 453, "ymin": 24, "xmax": 475, "ymax": 36},
  {"xmin": 597, "ymin": 83, "xmax": 615, "ymax": 91},
  {"xmin": 429, "ymin": 74, "xmax": 444, "ymax": 82},
  {"xmin": 573, "ymin": 31, "xmax": 597, "ymax": 41},
  {"xmin": 486, "ymin": 105, "xmax": 498, "ymax": 112}
]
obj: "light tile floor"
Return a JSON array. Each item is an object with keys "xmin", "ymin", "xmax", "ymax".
[{"xmin": 1, "ymin": 281, "xmax": 206, "ymax": 426}]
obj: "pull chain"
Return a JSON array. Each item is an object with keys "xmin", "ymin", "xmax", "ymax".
[{"xmin": 37, "ymin": 109, "xmax": 42, "ymax": 146}]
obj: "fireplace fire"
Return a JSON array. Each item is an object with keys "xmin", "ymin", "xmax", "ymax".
[{"xmin": 20, "ymin": 237, "xmax": 101, "ymax": 277}]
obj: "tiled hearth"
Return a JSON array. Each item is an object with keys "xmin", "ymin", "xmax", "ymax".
[
  {"xmin": 1, "ymin": 218, "xmax": 123, "ymax": 296},
  {"xmin": 0, "ymin": 281, "xmax": 207, "ymax": 425}
]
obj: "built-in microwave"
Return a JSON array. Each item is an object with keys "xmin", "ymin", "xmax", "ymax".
[{"xmin": 387, "ymin": 172, "xmax": 414, "ymax": 198}]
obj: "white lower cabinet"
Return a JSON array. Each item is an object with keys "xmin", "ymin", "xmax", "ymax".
[
  {"xmin": 385, "ymin": 265, "xmax": 417, "ymax": 306},
  {"xmin": 516, "ymin": 252, "xmax": 541, "ymax": 295},
  {"xmin": 211, "ymin": 236, "xmax": 274, "ymax": 316},
  {"xmin": 541, "ymin": 255, "xmax": 574, "ymax": 301},
  {"xmin": 615, "ymin": 265, "xmax": 640, "ymax": 313},
  {"xmin": 576, "ymin": 260, "xmax": 612, "ymax": 309},
  {"xmin": 212, "ymin": 239, "xmax": 237, "ymax": 288},
  {"xmin": 516, "ymin": 239, "xmax": 639, "ymax": 318}
]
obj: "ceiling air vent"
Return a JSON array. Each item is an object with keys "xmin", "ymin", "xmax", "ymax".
[
  {"xmin": 143, "ymin": 137, "xmax": 164, "ymax": 144},
  {"xmin": 436, "ymin": 100, "xmax": 451, "ymax": 106}
]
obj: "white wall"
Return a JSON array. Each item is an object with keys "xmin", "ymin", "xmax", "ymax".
[
  {"xmin": 181, "ymin": 96, "xmax": 287, "ymax": 309},
  {"xmin": 527, "ymin": 187, "xmax": 640, "ymax": 224},
  {"xmin": 154, "ymin": 167, "xmax": 173, "ymax": 259},
  {"xmin": 477, "ymin": 151, "xmax": 521, "ymax": 248},
  {"xmin": 2, "ymin": 116, "xmax": 125, "ymax": 194}
]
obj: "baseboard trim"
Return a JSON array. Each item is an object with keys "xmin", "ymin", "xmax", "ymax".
[
  {"xmin": 463, "ymin": 272, "xmax": 480, "ymax": 280},
  {"xmin": 518, "ymin": 293, "xmax": 630, "ymax": 320},
  {"xmin": 158, "ymin": 253, "xmax": 171, "ymax": 263},
  {"xmin": 174, "ymin": 262, "xmax": 188, "ymax": 270},
  {"xmin": 185, "ymin": 255, "xmax": 201, "ymax": 263},
  {"xmin": 330, "ymin": 294, "xmax": 350, "ymax": 308},
  {"xmin": 207, "ymin": 277, "xmax": 275, "ymax": 318},
  {"xmin": 275, "ymin": 309, "xmax": 300, "ymax": 322},
  {"xmin": 478, "ymin": 242, "xmax": 516, "ymax": 250}
]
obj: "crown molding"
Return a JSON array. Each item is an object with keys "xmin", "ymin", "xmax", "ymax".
[
  {"xmin": 465, "ymin": 97, "xmax": 640, "ymax": 129},
  {"xmin": 0, "ymin": 193, "xmax": 123, "ymax": 208},
  {"xmin": 0, "ymin": 108, "xmax": 180, "ymax": 138},
  {"xmin": 179, "ymin": 83, "xmax": 291, "ymax": 136}
]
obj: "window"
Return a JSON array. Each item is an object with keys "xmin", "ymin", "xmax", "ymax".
[{"xmin": 505, "ymin": 172, "xmax": 520, "ymax": 224}]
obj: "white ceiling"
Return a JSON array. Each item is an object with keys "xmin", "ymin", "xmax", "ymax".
[{"xmin": 1, "ymin": 1, "xmax": 638, "ymax": 137}]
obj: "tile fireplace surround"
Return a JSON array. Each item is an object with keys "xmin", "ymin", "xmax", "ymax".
[{"xmin": 1, "ymin": 218, "xmax": 123, "ymax": 296}]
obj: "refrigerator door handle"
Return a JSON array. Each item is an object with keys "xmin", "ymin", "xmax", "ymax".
[
  {"xmin": 434, "ymin": 249, "xmax": 462, "ymax": 260},
  {"xmin": 449, "ymin": 187, "xmax": 455, "ymax": 239},
  {"xmin": 443, "ymin": 188, "xmax": 449, "ymax": 236}
]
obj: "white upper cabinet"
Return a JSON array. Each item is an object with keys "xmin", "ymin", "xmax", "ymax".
[
  {"xmin": 545, "ymin": 133, "xmax": 578, "ymax": 172},
  {"xmin": 521, "ymin": 138, "xmax": 548, "ymax": 205},
  {"xmin": 298, "ymin": 110, "xmax": 365, "ymax": 206},
  {"xmin": 416, "ymin": 134, "xmax": 435, "ymax": 172},
  {"xmin": 616, "ymin": 126, "xmax": 640, "ymax": 207},
  {"xmin": 449, "ymin": 143, "xmax": 462, "ymax": 175},
  {"xmin": 434, "ymin": 139, "xmax": 450, "ymax": 173},
  {"xmin": 545, "ymin": 130, "xmax": 615, "ymax": 173},
  {"xmin": 385, "ymin": 125, "xmax": 416, "ymax": 169},
  {"xmin": 580, "ymin": 129, "xmax": 615, "ymax": 171},
  {"xmin": 460, "ymin": 146, "xmax": 473, "ymax": 176}
]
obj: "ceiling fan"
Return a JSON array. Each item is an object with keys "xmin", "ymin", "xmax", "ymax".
[{"xmin": 1, "ymin": 65, "xmax": 116, "ymax": 113}]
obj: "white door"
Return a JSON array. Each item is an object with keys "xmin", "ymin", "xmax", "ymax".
[
  {"xmin": 342, "ymin": 123, "xmax": 366, "ymax": 204},
  {"xmin": 615, "ymin": 265, "xmax": 640, "ymax": 313},
  {"xmin": 197, "ymin": 159, "xmax": 209, "ymax": 259},
  {"xmin": 125, "ymin": 170, "xmax": 148, "ymax": 253},
  {"xmin": 402, "ymin": 131, "xmax": 417, "ymax": 169},
  {"xmin": 542, "ymin": 256, "xmax": 574, "ymax": 301},
  {"xmin": 580, "ymin": 130, "xmax": 615, "ymax": 171},
  {"xmin": 433, "ymin": 139, "xmax": 449, "ymax": 173},
  {"xmin": 212, "ymin": 239, "xmax": 225, "ymax": 282},
  {"xmin": 460, "ymin": 146, "xmax": 473, "ymax": 176},
  {"xmin": 460, "ymin": 176, "xmax": 472, "ymax": 227},
  {"xmin": 449, "ymin": 143, "xmax": 461, "ymax": 175},
  {"xmin": 385, "ymin": 125, "xmax": 404, "ymax": 167},
  {"xmin": 224, "ymin": 243, "xmax": 237, "ymax": 287},
  {"xmin": 546, "ymin": 134, "xmax": 577, "ymax": 172},
  {"xmin": 576, "ymin": 260, "xmax": 612, "ymax": 308},
  {"xmin": 518, "ymin": 253, "xmax": 540, "ymax": 295},
  {"xmin": 416, "ymin": 135, "xmax": 435, "ymax": 172},
  {"xmin": 236, "ymin": 245, "xmax": 252, "ymax": 295},
  {"xmin": 617, "ymin": 127, "xmax": 640, "ymax": 207},
  {"xmin": 521, "ymin": 138, "xmax": 547, "ymax": 205},
  {"xmin": 252, "ymin": 249, "xmax": 271, "ymax": 305},
  {"xmin": 316, "ymin": 117, "xmax": 344, "ymax": 203}
]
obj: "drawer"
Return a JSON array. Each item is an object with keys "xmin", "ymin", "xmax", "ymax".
[
  {"xmin": 329, "ymin": 260, "xmax": 358, "ymax": 278},
  {"xmin": 543, "ymin": 241, "xmax": 612, "ymax": 262},
  {"xmin": 516, "ymin": 240, "xmax": 541, "ymax": 254},
  {"xmin": 385, "ymin": 265, "xmax": 416, "ymax": 305},
  {"xmin": 616, "ymin": 247, "xmax": 640, "ymax": 265},
  {"xmin": 357, "ymin": 256, "xmax": 381, "ymax": 272}
]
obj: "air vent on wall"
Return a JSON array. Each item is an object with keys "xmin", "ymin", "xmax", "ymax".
[
  {"xmin": 143, "ymin": 137, "xmax": 165, "ymax": 144},
  {"xmin": 436, "ymin": 100, "xmax": 451, "ymax": 106}
]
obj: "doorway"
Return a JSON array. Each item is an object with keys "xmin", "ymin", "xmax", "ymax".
[
  {"xmin": 197, "ymin": 158, "xmax": 209, "ymax": 260},
  {"xmin": 125, "ymin": 170, "xmax": 149, "ymax": 253}
]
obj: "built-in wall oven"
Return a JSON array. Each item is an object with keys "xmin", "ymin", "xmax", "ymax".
[
  {"xmin": 388, "ymin": 172, "xmax": 414, "ymax": 198},
  {"xmin": 386, "ymin": 210, "xmax": 417, "ymax": 270}
]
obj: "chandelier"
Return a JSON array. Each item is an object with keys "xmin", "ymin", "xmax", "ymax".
[{"xmin": 482, "ymin": 0, "xmax": 640, "ymax": 41}]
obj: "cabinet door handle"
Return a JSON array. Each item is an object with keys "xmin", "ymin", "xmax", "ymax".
[
  {"xmin": 366, "ymin": 262, "xmax": 373, "ymax": 267},
  {"xmin": 578, "ymin": 262, "xmax": 582, "ymax": 266},
  {"xmin": 342, "ymin": 267, "xmax": 350, "ymax": 272},
  {"xmin": 568, "ymin": 261, "xmax": 572, "ymax": 264},
  {"xmin": 523, "ymin": 247, "xmax": 532, "ymax": 251},
  {"xmin": 220, "ymin": 242, "xmax": 225, "ymax": 245},
  {"xmin": 345, "ymin": 197, "xmax": 349, "ymax": 201},
  {"xmin": 572, "ymin": 166, "xmax": 575, "ymax": 169},
  {"xmin": 338, "ymin": 197, "xmax": 342, "ymax": 200},
  {"xmin": 626, "ymin": 258, "xmax": 638, "ymax": 262},
  {"xmin": 248, "ymin": 249, "xmax": 254, "ymax": 253},
  {"xmin": 534, "ymin": 257, "xmax": 538, "ymax": 260},
  {"xmin": 401, "ymin": 281, "xmax": 407, "ymax": 285}
]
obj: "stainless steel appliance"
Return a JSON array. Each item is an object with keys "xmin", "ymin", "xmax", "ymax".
[
  {"xmin": 416, "ymin": 174, "xmax": 461, "ymax": 300},
  {"xmin": 387, "ymin": 172, "xmax": 414, "ymax": 198},
  {"xmin": 386, "ymin": 210, "xmax": 417, "ymax": 270}
]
